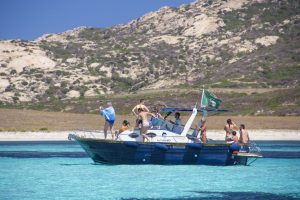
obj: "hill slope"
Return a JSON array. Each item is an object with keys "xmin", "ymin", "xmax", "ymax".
[{"xmin": 0, "ymin": 0, "xmax": 299, "ymax": 104}]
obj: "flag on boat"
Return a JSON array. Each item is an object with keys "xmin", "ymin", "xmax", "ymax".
[{"xmin": 200, "ymin": 89, "xmax": 222, "ymax": 109}]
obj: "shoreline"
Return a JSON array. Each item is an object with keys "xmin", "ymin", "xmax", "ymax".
[{"xmin": 0, "ymin": 129, "xmax": 299, "ymax": 141}]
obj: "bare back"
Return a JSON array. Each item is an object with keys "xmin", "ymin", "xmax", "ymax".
[{"xmin": 239, "ymin": 129, "xmax": 250, "ymax": 144}]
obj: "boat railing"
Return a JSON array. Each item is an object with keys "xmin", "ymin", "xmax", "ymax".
[
  {"xmin": 68, "ymin": 129, "xmax": 104, "ymax": 140},
  {"xmin": 68, "ymin": 129, "xmax": 193, "ymax": 143}
]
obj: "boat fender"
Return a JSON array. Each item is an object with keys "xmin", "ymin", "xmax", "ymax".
[
  {"xmin": 155, "ymin": 143, "xmax": 168, "ymax": 151},
  {"xmin": 124, "ymin": 141, "xmax": 139, "ymax": 148},
  {"xmin": 229, "ymin": 143, "xmax": 240, "ymax": 151},
  {"xmin": 187, "ymin": 143, "xmax": 202, "ymax": 149}
]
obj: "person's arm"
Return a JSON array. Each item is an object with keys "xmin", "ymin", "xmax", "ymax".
[
  {"xmin": 132, "ymin": 105, "xmax": 138, "ymax": 117},
  {"xmin": 157, "ymin": 113, "xmax": 163, "ymax": 119},
  {"xmin": 143, "ymin": 105, "xmax": 150, "ymax": 112},
  {"xmin": 232, "ymin": 121, "xmax": 238, "ymax": 130},
  {"xmin": 200, "ymin": 124, "xmax": 207, "ymax": 131},
  {"xmin": 146, "ymin": 112, "xmax": 155, "ymax": 118},
  {"xmin": 99, "ymin": 106, "xmax": 104, "ymax": 115}
]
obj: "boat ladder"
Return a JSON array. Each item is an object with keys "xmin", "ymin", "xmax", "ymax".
[{"xmin": 247, "ymin": 142, "xmax": 262, "ymax": 165}]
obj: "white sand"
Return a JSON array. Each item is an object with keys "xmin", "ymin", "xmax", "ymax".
[{"xmin": 0, "ymin": 130, "xmax": 299, "ymax": 141}]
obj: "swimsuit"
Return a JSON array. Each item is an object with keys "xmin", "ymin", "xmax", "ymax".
[
  {"xmin": 106, "ymin": 119, "xmax": 115, "ymax": 125},
  {"xmin": 142, "ymin": 120, "xmax": 150, "ymax": 127}
]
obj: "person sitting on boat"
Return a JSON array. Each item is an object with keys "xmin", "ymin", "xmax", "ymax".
[
  {"xmin": 232, "ymin": 131, "xmax": 239, "ymax": 143},
  {"xmin": 169, "ymin": 112, "xmax": 182, "ymax": 126},
  {"xmin": 137, "ymin": 108, "xmax": 155, "ymax": 142},
  {"xmin": 119, "ymin": 120, "xmax": 130, "ymax": 134},
  {"xmin": 132, "ymin": 99, "xmax": 150, "ymax": 128},
  {"xmin": 229, "ymin": 131, "xmax": 241, "ymax": 153},
  {"xmin": 239, "ymin": 124, "xmax": 250, "ymax": 144},
  {"xmin": 99, "ymin": 102, "xmax": 116, "ymax": 140},
  {"xmin": 224, "ymin": 119, "xmax": 237, "ymax": 143},
  {"xmin": 167, "ymin": 112, "xmax": 182, "ymax": 132}
]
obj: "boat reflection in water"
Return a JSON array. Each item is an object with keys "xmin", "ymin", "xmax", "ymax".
[{"xmin": 69, "ymin": 107, "xmax": 262, "ymax": 166}]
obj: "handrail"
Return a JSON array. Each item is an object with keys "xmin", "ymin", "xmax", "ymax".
[
  {"xmin": 249, "ymin": 142, "xmax": 262, "ymax": 154},
  {"xmin": 69, "ymin": 129, "xmax": 190, "ymax": 141}
]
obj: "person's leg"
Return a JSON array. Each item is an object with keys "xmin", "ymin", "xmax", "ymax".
[
  {"xmin": 141, "ymin": 127, "xmax": 149, "ymax": 142},
  {"xmin": 135, "ymin": 119, "xmax": 139, "ymax": 128},
  {"xmin": 109, "ymin": 124, "xmax": 115, "ymax": 140},
  {"xmin": 104, "ymin": 121, "xmax": 109, "ymax": 139}
]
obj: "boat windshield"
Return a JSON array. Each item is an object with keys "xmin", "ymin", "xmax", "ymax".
[{"xmin": 150, "ymin": 118, "xmax": 184, "ymax": 134}]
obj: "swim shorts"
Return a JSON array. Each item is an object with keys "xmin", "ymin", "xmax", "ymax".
[{"xmin": 106, "ymin": 119, "xmax": 115, "ymax": 125}]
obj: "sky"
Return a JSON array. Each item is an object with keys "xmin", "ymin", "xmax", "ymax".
[{"xmin": 0, "ymin": 0, "xmax": 194, "ymax": 40}]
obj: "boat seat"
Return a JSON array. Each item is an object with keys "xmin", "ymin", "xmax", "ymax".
[
  {"xmin": 151, "ymin": 118, "xmax": 164, "ymax": 127},
  {"xmin": 191, "ymin": 129, "xmax": 200, "ymax": 137},
  {"xmin": 186, "ymin": 134, "xmax": 201, "ymax": 143}
]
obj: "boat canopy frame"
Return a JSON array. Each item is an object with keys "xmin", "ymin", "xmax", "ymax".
[{"xmin": 160, "ymin": 107, "xmax": 231, "ymax": 120}]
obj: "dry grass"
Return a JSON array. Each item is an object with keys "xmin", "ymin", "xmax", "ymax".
[{"xmin": 0, "ymin": 108, "xmax": 299, "ymax": 131}]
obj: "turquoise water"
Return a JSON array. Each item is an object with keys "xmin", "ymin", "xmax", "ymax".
[{"xmin": 0, "ymin": 141, "xmax": 299, "ymax": 200}]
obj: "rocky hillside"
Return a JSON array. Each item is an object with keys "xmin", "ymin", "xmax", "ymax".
[{"xmin": 0, "ymin": 0, "xmax": 299, "ymax": 103}]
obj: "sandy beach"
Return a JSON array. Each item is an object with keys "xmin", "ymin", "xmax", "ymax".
[{"xmin": 0, "ymin": 129, "xmax": 299, "ymax": 141}]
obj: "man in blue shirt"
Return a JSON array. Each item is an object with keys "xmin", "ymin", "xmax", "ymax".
[
  {"xmin": 99, "ymin": 102, "xmax": 116, "ymax": 140},
  {"xmin": 174, "ymin": 112, "xmax": 182, "ymax": 126}
]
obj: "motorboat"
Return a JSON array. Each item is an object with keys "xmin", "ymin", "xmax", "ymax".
[{"xmin": 68, "ymin": 106, "xmax": 262, "ymax": 165}]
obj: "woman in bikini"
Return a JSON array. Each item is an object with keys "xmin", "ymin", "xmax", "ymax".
[
  {"xmin": 137, "ymin": 108, "xmax": 155, "ymax": 142},
  {"xmin": 132, "ymin": 99, "xmax": 150, "ymax": 128}
]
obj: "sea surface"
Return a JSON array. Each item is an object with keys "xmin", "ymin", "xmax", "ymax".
[{"xmin": 0, "ymin": 141, "xmax": 299, "ymax": 200}]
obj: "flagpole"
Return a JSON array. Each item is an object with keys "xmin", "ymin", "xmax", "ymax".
[{"xmin": 200, "ymin": 89, "xmax": 204, "ymax": 108}]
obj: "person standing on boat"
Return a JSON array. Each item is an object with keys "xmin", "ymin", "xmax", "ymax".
[
  {"xmin": 239, "ymin": 124, "xmax": 250, "ymax": 144},
  {"xmin": 137, "ymin": 108, "xmax": 155, "ymax": 142},
  {"xmin": 198, "ymin": 118, "xmax": 207, "ymax": 143},
  {"xmin": 224, "ymin": 119, "xmax": 237, "ymax": 143},
  {"xmin": 132, "ymin": 99, "xmax": 150, "ymax": 127},
  {"xmin": 99, "ymin": 102, "xmax": 116, "ymax": 140}
]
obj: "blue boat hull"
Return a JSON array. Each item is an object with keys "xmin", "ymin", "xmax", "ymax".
[{"xmin": 76, "ymin": 139, "xmax": 248, "ymax": 165}]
